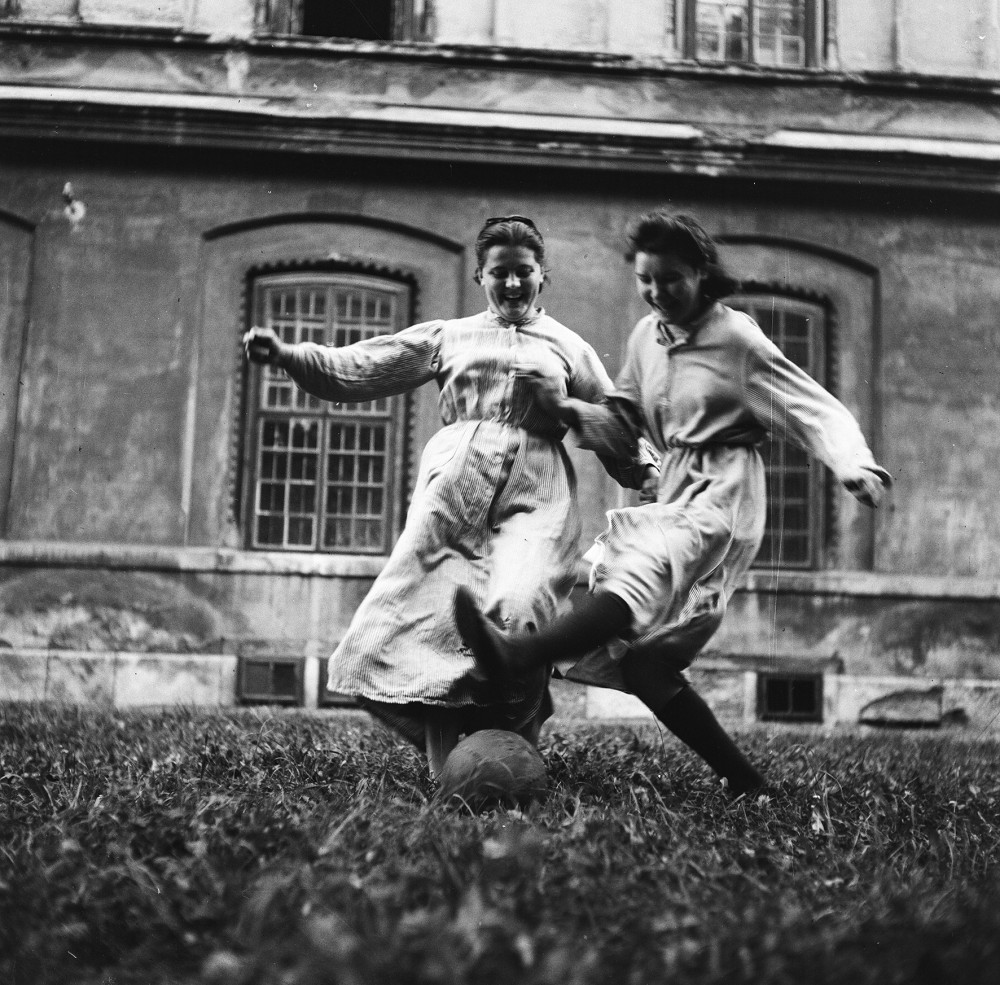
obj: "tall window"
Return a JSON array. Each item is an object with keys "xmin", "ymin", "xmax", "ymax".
[
  {"xmin": 685, "ymin": 0, "xmax": 820, "ymax": 68},
  {"xmin": 728, "ymin": 294, "xmax": 829, "ymax": 569},
  {"xmin": 256, "ymin": 0, "xmax": 431, "ymax": 41},
  {"xmin": 244, "ymin": 272, "xmax": 410, "ymax": 554}
]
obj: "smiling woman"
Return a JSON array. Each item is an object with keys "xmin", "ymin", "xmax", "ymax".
[
  {"xmin": 455, "ymin": 209, "xmax": 892, "ymax": 797},
  {"xmin": 477, "ymin": 244, "xmax": 544, "ymax": 324},
  {"xmin": 242, "ymin": 215, "xmax": 655, "ymax": 777}
]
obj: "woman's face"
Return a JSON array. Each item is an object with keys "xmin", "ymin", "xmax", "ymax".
[
  {"xmin": 478, "ymin": 244, "xmax": 544, "ymax": 323},
  {"xmin": 633, "ymin": 250, "xmax": 706, "ymax": 326}
]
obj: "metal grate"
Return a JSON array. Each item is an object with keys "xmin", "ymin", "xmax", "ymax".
[
  {"xmin": 237, "ymin": 657, "xmax": 304, "ymax": 706},
  {"xmin": 757, "ymin": 672, "xmax": 823, "ymax": 722}
]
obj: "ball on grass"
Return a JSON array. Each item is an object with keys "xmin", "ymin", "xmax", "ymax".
[{"xmin": 435, "ymin": 729, "xmax": 548, "ymax": 810}]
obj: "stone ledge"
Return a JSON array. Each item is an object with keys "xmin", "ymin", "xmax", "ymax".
[
  {"xmin": 4, "ymin": 649, "xmax": 1000, "ymax": 733},
  {"xmin": 583, "ymin": 669, "xmax": 1000, "ymax": 734},
  {"xmin": 0, "ymin": 648, "xmax": 238, "ymax": 707},
  {"xmin": 2, "ymin": 540, "xmax": 998, "ymax": 599}
]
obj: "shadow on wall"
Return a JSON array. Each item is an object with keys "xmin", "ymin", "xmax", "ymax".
[
  {"xmin": 873, "ymin": 602, "xmax": 1000, "ymax": 679},
  {"xmin": 0, "ymin": 569, "xmax": 238, "ymax": 653}
]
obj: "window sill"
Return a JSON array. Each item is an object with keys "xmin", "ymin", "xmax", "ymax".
[
  {"xmin": 1, "ymin": 541, "xmax": 998, "ymax": 598},
  {"xmin": 0, "ymin": 540, "xmax": 387, "ymax": 578}
]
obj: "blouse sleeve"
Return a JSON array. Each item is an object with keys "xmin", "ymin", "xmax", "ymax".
[
  {"xmin": 570, "ymin": 327, "xmax": 652, "ymax": 467},
  {"xmin": 742, "ymin": 332, "xmax": 879, "ymax": 481},
  {"xmin": 278, "ymin": 320, "xmax": 443, "ymax": 403}
]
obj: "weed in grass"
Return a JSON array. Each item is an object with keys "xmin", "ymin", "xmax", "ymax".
[{"xmin": 1, "ymin": 705, "xmax": 999, "ymax": 984}]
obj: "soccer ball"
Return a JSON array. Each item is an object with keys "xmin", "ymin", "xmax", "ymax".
[{"xmin": 435, "ymin": 729, "xmax": 548, "ymax": 810}]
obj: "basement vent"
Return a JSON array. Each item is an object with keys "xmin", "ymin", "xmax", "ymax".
[
  {"xmin": 238, "ymin": 656, "xmax": 304, "ymax": 705},
  {"xmin": 757, "ymin": 672, "xmax": 823, "ymax": 723}
]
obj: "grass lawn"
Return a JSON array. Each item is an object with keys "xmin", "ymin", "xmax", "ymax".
[{"xmin": 2, "ymin": 704, "xmax": 999, "ymax": 985}]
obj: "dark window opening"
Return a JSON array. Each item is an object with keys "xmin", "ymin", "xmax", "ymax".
[
  {"xmin": 302, "ymin": 0, "xmax": 393, "ymax": 40},
  {"xmin": 757, "ymin": 672, "xmax": 823, "ymax": 722}
]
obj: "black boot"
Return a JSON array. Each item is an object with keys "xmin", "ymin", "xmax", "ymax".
[
  {"xmin": 454, "ymin": 587, "xmax": 632, "ymax": 681},
  {"xmin": 655, "ymin": 686, "xmax": 765, "ymax": 796}
]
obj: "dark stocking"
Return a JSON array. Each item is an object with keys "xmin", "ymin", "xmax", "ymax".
[
  {"xmin": 515, "ymin": 590, "xmax": 633, "ymax": 666},
  {"xmin": 654, "ymin": 686, "xmax": 765, "ymax": 795},
  {"xmin": 455, "ymin": 586, "xmax": 632, "ymax": 678}
]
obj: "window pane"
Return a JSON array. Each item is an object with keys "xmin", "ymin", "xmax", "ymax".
[
  {"xmin": 697, "ymin": 0, "xmax": 808, "ymax": 67},
  {"xmin": 252, "ymin": 416, "xmax": 320, "ymax": 549},
  {"xmin": 323, "ymin": 420, "xmax": 389, "ymax": 552},
  {"xmin": 696, "ymin": 0, "xmax": 749, "ymax": 62},
  {"xmin": 727, "ymin": 294, "xmax": 827, "ymax": 569},
  {"xmin": 250, "ymin": 275, "xmax": 405, "ymax": 553},
  {"xmin": 754, "ymin": 0, "xmax": 807, "ymax": 68}
]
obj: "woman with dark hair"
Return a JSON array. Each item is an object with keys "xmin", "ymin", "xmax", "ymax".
[
  {"xmin": 455, "ymin": 210, "xmax": 891, "ymax": 796},
  {"xmin": 244, "ymin": 215, "xmax": 653, "ymax": 775}
]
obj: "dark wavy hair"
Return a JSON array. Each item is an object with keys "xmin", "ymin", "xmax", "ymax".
[
  {"xmin": 624, "ymin": 210, "xmax": 738, "ymax": 301},
  {"xmin": 473, "ymin": 216, "xmax": 549, "ymax": 284}
]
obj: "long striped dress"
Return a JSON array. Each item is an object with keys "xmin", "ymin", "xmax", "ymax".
[
  {"xmin": 278, "ymin": 306, "xmax": 649, "ymax": 743},
  {"xmin": 565, "ymin": 301, "xmax": 885, "ymax": 698}
]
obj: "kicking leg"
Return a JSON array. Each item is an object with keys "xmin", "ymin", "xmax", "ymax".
[{"xmin": 455, "ymin": 587, "xmax": 632, "ymax": 680}]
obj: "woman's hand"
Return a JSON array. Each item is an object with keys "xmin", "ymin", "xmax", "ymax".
[
  {"xmin": 520, "ymin": 370, "xmax": 573, "ymax": 423},
  {"xmin": 243, "ymin": 326, "xmax": 286, "ymax": 366},
  {"xmin": 842, "ymin": 465, "xmax": 892, "ymax": 509},
  {"xmin": 639, "ymin": 465, "xmax": 660, "ymax": 504}
]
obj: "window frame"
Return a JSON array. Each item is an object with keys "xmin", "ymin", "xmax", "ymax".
[
  {"xmin": 239, "ymin": 267, "xmax": 414, "ymax": 556},
  {"xmin": 682, "ymin": 0, "xmax": 822, "ymax": 69},
  {"xmin": 254, "ymin": 0, "xmax": 431, "ymax": 41},
  {"xmin": 726, "ymin": 289, "xmax": 834, "ymax": 571}
]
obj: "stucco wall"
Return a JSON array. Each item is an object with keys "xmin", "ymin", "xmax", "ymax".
[
  {"xmin": 1, "ymin": 140, "xmax": 999, "ymax": 678},
  {"xmin": 3, "ymin": 151, "xmax": 1000, "ymax": 572}
]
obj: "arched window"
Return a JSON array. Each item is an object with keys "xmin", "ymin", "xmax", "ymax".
[
  {"xmin": 242, "ymin": 271, "xmax": 412, "ymax": 554},
  {"xmin": 728, "ymin": 292, "xmax": 830, "ymax": 569}
]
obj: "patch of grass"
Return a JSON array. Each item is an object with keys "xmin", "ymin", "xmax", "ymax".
[{"xmin": 2, "ymin": 705, "xmax": 999, "ymax": 985}]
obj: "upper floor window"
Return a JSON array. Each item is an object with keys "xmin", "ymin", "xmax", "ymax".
[
  {"xmin": 242, "ymin": 271, "xmax": 411, "ymax": 554},
  {"xmin": 256, "ymin": 0, "xmax": 430, "ymax": 41},
  {"xmin": 684, "ymin": 0, "xmax": 820, "ymax": 68},
  {"xmin": 727, "ymin": 293, "xmax": 830, "ymax": 569}
]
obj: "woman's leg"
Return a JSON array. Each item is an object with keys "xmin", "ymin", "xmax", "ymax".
[
  {"xmin": 621, "ymin": 650, "xmax": 765, "ymax": 796},
  {"xmin": 424, "ymin": 710, "xmax": 462, "ymax": 778},
  {"xmin": 455, "ymin": 584, "xmax": 764, "ymax": 794},
  {"xmin": 455, "ymin": 586, "xmax": 633, "ymax": 678}
]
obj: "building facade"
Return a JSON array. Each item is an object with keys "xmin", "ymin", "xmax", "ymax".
[{"xmin": 1, "ymin": 0, "xmax": 999, "ymax": 728}]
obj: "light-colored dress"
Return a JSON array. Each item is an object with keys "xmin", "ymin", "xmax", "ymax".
[
  {"xmin": 566, "ymin": 301, "xmax": 883, "ymax": 695},
  {"xmin": 279, "ymin": 307, "xmax": 649, "ymax": 738}
]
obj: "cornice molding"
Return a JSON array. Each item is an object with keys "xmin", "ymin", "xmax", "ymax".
[
  {"xmin": 2, "ymin": 21, "xmax": 1000, "ymax": 100},
  {"xmin": 1, "ymin": 93, "xmax": 998, "ymax": 195},
  {"xmin": 2, "ymin": 29, "xmax": 1000, "ymax": 194}
]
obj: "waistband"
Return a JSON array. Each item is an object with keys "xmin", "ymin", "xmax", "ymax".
[{"xmin": 666, "ymin": 436, "xmax": 762, "ymax": 450}]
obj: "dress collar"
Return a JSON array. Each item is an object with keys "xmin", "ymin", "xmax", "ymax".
[
  {"xmin": 656, "ymin": 301, "xmax": 718, "ymax": 347},
  {"xmin": 485, "ymin": 305, "xmax": 544, "ymax": 329}
]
